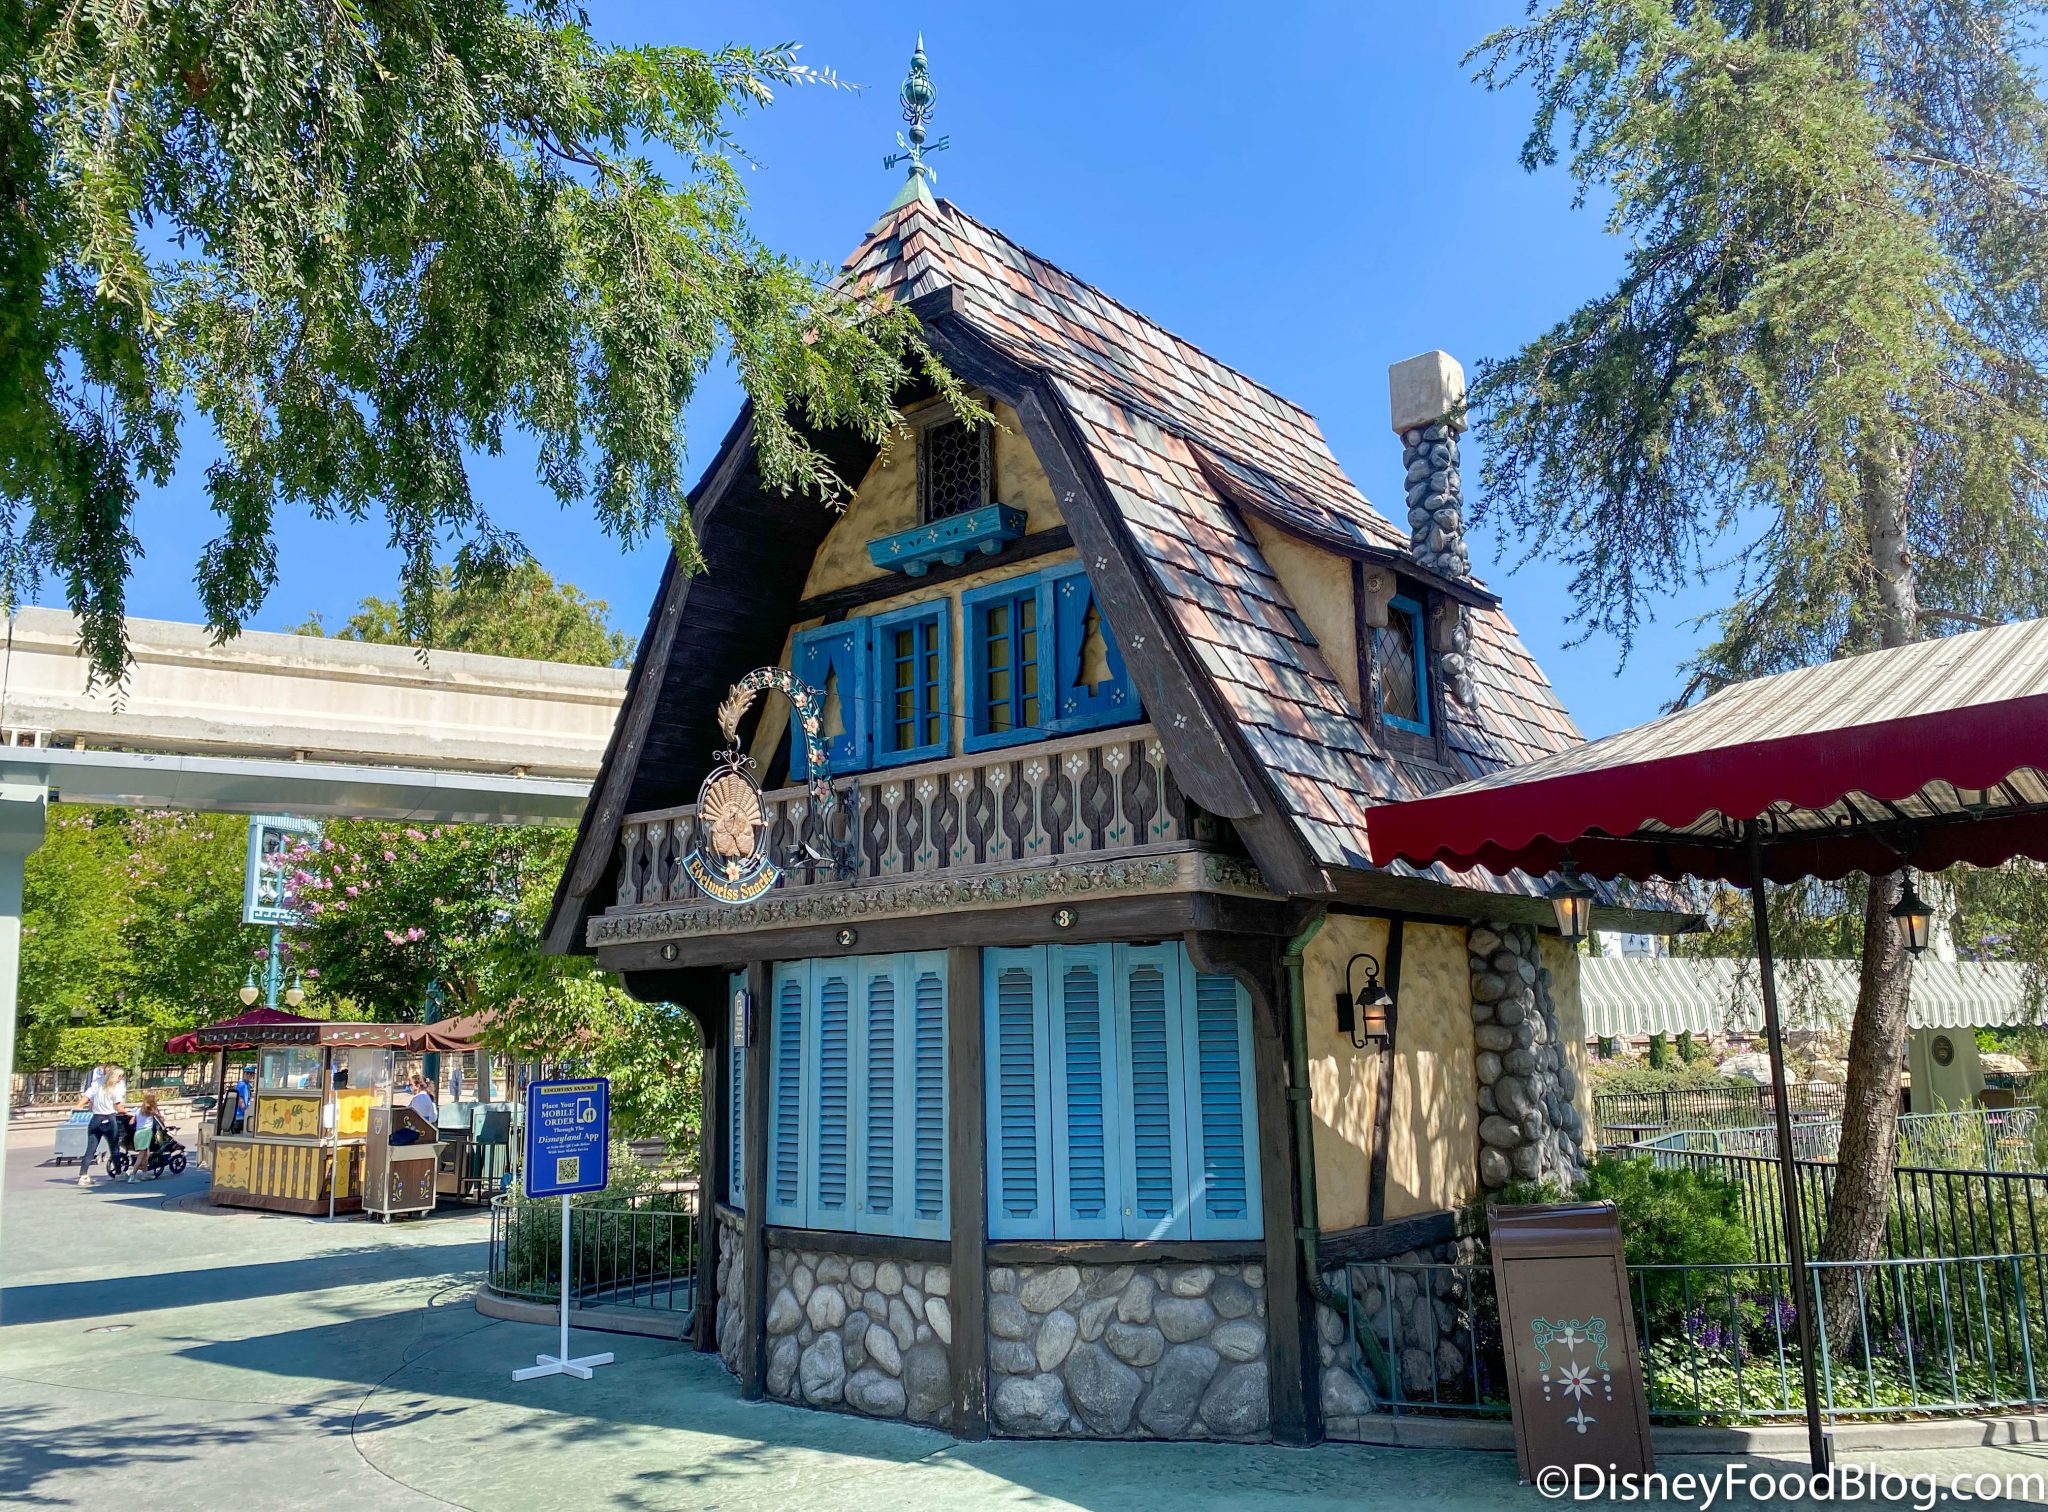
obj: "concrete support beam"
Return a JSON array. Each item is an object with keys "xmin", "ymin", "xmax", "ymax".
[{"xmin": 0, "ymin": 773, "xmax": 50, "ymax": 1254}]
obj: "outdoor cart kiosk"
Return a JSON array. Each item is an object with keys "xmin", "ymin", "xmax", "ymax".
[{"xmin": 176, "ymin": 1012, "xmax": 488, "ymax": 1215}]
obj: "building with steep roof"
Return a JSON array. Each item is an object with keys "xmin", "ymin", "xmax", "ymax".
[{"xmin": 545, "ymin": 42, "xmax": 1656, "ymax": 1448}]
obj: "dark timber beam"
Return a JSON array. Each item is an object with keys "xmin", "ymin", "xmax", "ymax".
[
  {"xmin": 947, "ymin": 944, "xmax": 989, "ymax": 1439},
  {"xmin": 740, "ymin": 959, "xmax": 771, "ymax": 1399}
]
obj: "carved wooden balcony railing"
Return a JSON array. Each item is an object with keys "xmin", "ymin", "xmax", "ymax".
[{"xmin": 610, "ymin": 724, "xmax": 1211, "ymax": 911}]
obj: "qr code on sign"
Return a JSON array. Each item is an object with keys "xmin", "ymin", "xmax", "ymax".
[{"xmin": 555, "ymin": 1156, "xmax": 580, "ymax": 1185}]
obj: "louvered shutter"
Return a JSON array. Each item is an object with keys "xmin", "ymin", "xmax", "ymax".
[
  {"xmin": 1048, "ymin": 945, "xmax": 1121, "ymax": 1238},
  {"xmin": 811, "ymin": 966, "xmax": 854, "ymax": 1227},
  {"xmin": 727, "ymin": 971, "xmax": 746, "ymax": 1212},
  {"xmin": 985, "ymin": 947, "xmax": 1052, "ymax": 1238},
  {"xmin": 790, "ymin": 621, "xmax": 868, "ymax": 776},
  {"xmin": 767, "ymin": 964, "xmax": 808, "ymax": 1225},
  {"xmin": 855, "ymin": 959, "xmax": 900, "ymax": 1234},
  {"xmin": 908, "ymin": 955, "xmax": 950, "ymax": 1238},
  {"xmin": 1186, "ymin": 969, "xmax": 1262, "ymax": 1239},
  {"xmin": 1115, "ymin": 943, "xmax": 1191, "ymax": 1240}
]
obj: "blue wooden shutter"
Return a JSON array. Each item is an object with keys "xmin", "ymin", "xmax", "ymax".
[
  {"xmin": 1050, "ymin": 565, "xmax": 1137, "ymax": 732},
  {"xmin": 871, "ymin": 603, "xmax": 951, "ymax": 765},
  {"xmin": 856, "ymin": 959, "xmax": 900, "ymax": 1234},
  {"xmin": 1048, "ymin": 945, "xmax": 1122, "ymax": 1239},
  {"xmin": 767, "ymin": 964, "xmax": 808, "ymax": 1225},
  {"xmin": 791, "ymin": 621, "xmax": 868, "ymax": 776},
  {"xmin": 1115, "ymin": 944, "xmax": 1191, "ymax": 1240},
  {"xmin": 1186, "ymin": 969, "xmax": 1262, "ymax": 1240},
  {"xmin": 728, "ymin": 971, "xmax": 746, "ymax": 1211},
  {"xmin": 908, "ymin": 954, "xmax": 949, "ymax": 1239},
  {"xmin": 811, "ymin": 965, "xmax": 854, "ymax": 1227},
  {"xmin": 985, "ymin": 947, "xmax": 1051, "ymax": 1238}
]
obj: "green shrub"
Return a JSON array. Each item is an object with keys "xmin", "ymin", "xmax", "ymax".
[{"xmin": 1590, "ymin": 1062, "xmax": 1758, "ymax": 1096}]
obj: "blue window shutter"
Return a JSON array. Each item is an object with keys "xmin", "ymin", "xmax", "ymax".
[
  {"xmin": 728, "ymin": 970, "xmax": 746, "ymax": 1212},
  {"xmin": 791, "ymin": 621, "xmax": 869, "ymax": 776},
  {"xmin": 856, "ymin": 961, "xmax": 898, "ymax": 1232},
  {"xmin": 908, "ymin": 954, "xmax": 950, "ymax": 1238},
  {"xmin": 1187, "ymin": 969, "xmax": 1263, "ymax": 1240},
  {"xmin": 811, "ymin": 967, "xmax": 853, "ymax": 1225},
  {"xmin": 984, "ymin": 947, "xmax": 1051, "ymax": 1238},
  {"xmin": 1050, "ymin": 565, "xmax": 1138, "ymax": 733},
  {"xmin": 1047, "ymin": 945, "xmax": 1122, "ymax": 1239},
  {"xmin": 767, "ymin": 965, "xmax": 808, "ymax": 1225},
  {"xmin": 1115, "ymin": 944, "xmax": 1191, "ymax": 1240}
]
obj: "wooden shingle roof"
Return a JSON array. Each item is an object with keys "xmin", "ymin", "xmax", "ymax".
[{"xmin": 844, "ymin": 199, "xmax": 1583, "ymax": 877}]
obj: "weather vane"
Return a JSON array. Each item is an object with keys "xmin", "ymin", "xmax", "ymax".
[{"xmin": 883, "ymin": 35, "xmax": 948, "ymax": 187}]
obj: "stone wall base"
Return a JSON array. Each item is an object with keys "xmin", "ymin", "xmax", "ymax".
[
  {"xmin": 763, "ymin": 1244, "xmax": 953, "ymax": 1426},
  {"xmin": 988, "ymin": 1259, "xmax": 1270, "ymax": 1440}
]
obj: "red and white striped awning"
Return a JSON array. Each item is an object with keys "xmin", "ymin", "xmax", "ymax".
[{"xmin": 1366, "ymin": 619, "xmax": 2048, "ymax": 885}]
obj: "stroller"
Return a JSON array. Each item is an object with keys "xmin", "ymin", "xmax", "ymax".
[{"xmin": 119, "ymin": 1117, "xmax": 189, "ymax": 1180}]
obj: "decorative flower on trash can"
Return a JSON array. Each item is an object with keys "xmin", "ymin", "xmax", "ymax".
[{"xmin": 1533, "ymin": 1317, "xmax": 1613, "ymax": 1434}]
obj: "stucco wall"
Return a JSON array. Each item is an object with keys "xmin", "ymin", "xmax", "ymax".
[
  {"xmin": 1540, "ymin": 937, "xmax": 1595, "ymax": 1135},
  {"xmin": 1244, "ymin": 517, "xmax": 1359, "ymax": 708},
  {"xmin": 1303, "ymin": 917, "xmax": 1478, "ymax": 1232},
  {"xmin": 800, "ymin": 402, "xmax": 1062, "ymax": 603}
]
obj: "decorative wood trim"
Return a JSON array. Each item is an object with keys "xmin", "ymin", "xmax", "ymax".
[
  {"xmin": 1253, "ymin": 958, "xmax": 1318, "ymax": 1445},
  {"xmin": 739, "ymin": 959, "xmax": 771, "ymax": 1400},
  {"xmin": 596, "ymin": 889, "xmax": 1300, "ymax": 973},
  {"xmin": 1366, "ymin": 920, "xmax": 1406, "ymax": 1229},
  {"xmin": 762, "ymin": 1226, "xmax": 954, "ymax": 1264},
  {"xmin": 1317, "ymin": 1210, "xmax": 1461, "ymax": 1265},
  {"xmin": 793, "ymin": 527, "xmax": 1075, "ymax": 621},
  {"xmin": 983, "ymin": 1238, "xmax": 1264, "ymax": 1266},
  {"xmin": 947, "ymin": 944, "xmax": 989, "ymax": 1440}
]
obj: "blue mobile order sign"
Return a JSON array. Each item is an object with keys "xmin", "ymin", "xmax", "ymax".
[{"xmin": 524, "ymin": 1078, "xmax": 610, "ymax": 1198}]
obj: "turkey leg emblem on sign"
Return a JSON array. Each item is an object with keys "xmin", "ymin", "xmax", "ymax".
[{"xmin": 681, "ymin": 667, "xmax": 839, "ymax": 906}]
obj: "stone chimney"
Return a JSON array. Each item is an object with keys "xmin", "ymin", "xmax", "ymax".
[{"xmin": 1388, "ymin": 350, "xmax": 1475, "ymax": 706}]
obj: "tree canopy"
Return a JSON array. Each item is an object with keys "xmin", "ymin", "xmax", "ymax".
[
  {"xmin": 5, "ymin": 5, "xmax": 966, "ymax": 680},
  {"xmin": 1468, "ymin": 0, "xmax": 2048, "ymax": 1295},
  {"xmin": 292, "ymin": 560, "xmax": 634, "ymax": 667}
]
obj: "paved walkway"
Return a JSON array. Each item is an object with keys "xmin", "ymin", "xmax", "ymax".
[{"xmin": 6, "ymin": 1122, "xmax": 2048, "ymax": 1509}]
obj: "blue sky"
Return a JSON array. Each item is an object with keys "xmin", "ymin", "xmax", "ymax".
[{"xmin": 104, "ymin": 1, "xmax": 1739, "ymax": 738}]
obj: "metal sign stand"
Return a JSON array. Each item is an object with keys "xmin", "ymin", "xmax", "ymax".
[
  {"xmin": 512, "ymin": 1192, "xmax": 615, "ymax": 1382},
  {"xmin": 512, "ymin": 1076, "xmax": 614, "ymax": 1384}
]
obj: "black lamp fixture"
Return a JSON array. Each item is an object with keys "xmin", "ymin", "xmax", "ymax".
[
  {"xmin": 1891, "ymin": 869, "xmax": 1935, "ymax": 958},
  {"xmin": 1546, "ymin": 850, "xmax": 1596, "ymax": 945},
  {"xmin": 1335, "ymin": 953, "xmax": 1394, "ymax": 1050}
]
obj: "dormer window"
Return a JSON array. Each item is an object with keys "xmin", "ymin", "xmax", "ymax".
[
  {"xmin": 1372, "ymin": 593, "xmax": 1432, "ymax": 738},
  {"xmin": 918, "ymin": 414, "xmax": 993, "ymax": 523}
]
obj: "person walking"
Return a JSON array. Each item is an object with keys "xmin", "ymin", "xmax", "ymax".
[
  {"xmin": 77, "ymin": 1065, "xmax": 127, "ymax": 1187},
  {"xmin": 123, "ymin": 1092, "xmax": 165, "ymax": 1181}
]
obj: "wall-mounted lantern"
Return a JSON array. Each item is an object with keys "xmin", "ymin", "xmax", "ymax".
[
  {"xmin": 1546, "ymin": 851, "xmax": 1596, "ymax": 945},
  {"xmin": 1336, "ymin": 952, "xmax": 1394, "ymax": 1051}
]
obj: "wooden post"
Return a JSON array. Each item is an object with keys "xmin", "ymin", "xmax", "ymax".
[
  {"xmin": 1254, "ymin": 963, "xmax": 1318, "ymax": 1446},
  {"xmin": 695, "ymin": 993, "xmax": 727, "ymax": 1355},
  {"xmin": 739, "ymin": 959, "xmax": 771, "ymax": 1400},
  {"xmin": 946, "ymin": 944, "xmax": 988, "ymax": 1439}
]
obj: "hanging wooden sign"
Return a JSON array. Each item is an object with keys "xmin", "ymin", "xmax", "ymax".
[{"xmin": 682, "ymin": 667, "xmax": 838, "ymax": 906}]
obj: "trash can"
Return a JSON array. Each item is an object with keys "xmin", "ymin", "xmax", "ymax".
[{"xmin": 1488, "ymin": 1202, "xmax": 1654, "ymax": 1484}]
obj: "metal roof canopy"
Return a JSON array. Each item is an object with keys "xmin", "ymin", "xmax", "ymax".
[
  {"xmin": 1362, "ymin": 617, "xmax": 2048, "ymax": 1472},
  {"xmin": 1580, "ymin": 956, "xmax": 2041, "ymax": 1039},
  {"xmin": 1366, "ymin": 618, "xmax": 2048, "ymax": 887}
]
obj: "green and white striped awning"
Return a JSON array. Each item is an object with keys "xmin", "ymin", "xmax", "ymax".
[{"xmin": 1581, "ymin": 957, "xmax": 2042, "ymax": 1038}]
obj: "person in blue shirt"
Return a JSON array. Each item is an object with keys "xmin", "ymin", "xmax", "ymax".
[{"xmin": 231, "ymin": 1066, "xmax": 254, "ymax": 1134}]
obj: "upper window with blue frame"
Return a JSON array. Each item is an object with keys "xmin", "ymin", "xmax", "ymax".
[
  {"xmin": 964, "ymin": 563, "xmax": 1138, "ymax": 753},
  {"xmin": 1375, "ymin": 594, "xmax": 1431, "ymax": 737},
  {"xmin": 871, "ymin": 600, "xmax": 951, "ymax": 766}
]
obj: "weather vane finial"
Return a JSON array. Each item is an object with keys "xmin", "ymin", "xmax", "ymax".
[{"xmin": 883, "ymin": 35, "xmax": 948, "ymax": 191}]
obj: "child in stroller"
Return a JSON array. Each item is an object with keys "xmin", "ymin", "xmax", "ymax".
[{"xmin": 118, "ymin": 1093, "xmax": 188, "ymax": 1181}]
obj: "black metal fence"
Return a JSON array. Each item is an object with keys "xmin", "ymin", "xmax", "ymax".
[
  {"xmin": 487, "ymin": 1195, "xmax": 700, "ymax": 1318},
  {"xmin": 1340, "ymin": 1251, "xmax": 2048, "ymax": 1421},
  {"xmin": 1594, "ymin": 1085, "xmax": 1846, "ymax": 1145}
]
